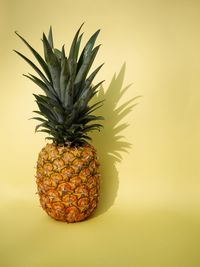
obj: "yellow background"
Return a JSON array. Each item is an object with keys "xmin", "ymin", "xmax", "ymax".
[{"xmin": 0, "ymin": 0, "xmax": 200, "ymax": 266}]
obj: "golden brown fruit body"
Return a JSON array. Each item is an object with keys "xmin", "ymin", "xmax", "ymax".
[{"xmin": 36, "ymin": 143, "xmax": 100, "ymax": 223}]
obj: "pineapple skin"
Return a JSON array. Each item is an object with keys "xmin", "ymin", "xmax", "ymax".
[{"xmin": 36, "ymin": 143, "xmax": 100, "ymax": 223}]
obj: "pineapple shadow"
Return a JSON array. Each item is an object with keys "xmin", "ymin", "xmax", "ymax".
[{"xmin": 90, "ymin": 63, "xmax": 139, "ymax": 218}]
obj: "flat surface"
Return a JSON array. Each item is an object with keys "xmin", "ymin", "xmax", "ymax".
[{"xmin": 1, "ymin": 199, "xmax": 200, "ymax": 267}]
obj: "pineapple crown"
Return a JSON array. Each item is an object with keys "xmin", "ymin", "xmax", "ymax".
[{"xmin": 14, "ymin": 23, "xmax": 104, "ymax": 146}]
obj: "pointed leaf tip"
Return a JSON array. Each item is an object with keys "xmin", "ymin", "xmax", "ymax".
[{"xmin": 48, "ymin": 26, "xmax": 54, "ymax": 48}]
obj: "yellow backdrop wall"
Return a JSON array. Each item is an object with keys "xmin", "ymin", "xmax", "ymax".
[{"xmin": 0, "ymin": 0, "xmax": 200, "ymax": 266}]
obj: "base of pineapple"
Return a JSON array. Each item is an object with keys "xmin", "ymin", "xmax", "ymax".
[
  {"xmin": 40, "ymin": 196, "xmax": 99, "ymax": 222},
  {"xmin": 36, "ymin": 143, "xmax": 100, "ymax": 223}
]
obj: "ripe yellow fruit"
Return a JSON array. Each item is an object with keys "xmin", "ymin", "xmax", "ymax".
[{"xmin": 36, "ymin": 143, "xmax": 100, "ymax": 222}]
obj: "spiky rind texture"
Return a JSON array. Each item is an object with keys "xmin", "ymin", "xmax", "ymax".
[{"xmin": 36, "ymin": 143, "xmax": 100, "ymax": 222}]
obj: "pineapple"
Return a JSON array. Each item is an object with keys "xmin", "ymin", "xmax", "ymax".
[{"xmin": 14, "ymin": 24, "xmax": 104, "ymax": 222}]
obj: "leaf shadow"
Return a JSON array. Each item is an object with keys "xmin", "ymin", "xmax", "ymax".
[{"xmin": 90, "ymin": 62, "xmax": 140, "ymax": 218}]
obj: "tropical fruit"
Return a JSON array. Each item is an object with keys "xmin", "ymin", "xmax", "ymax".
[{"xmin": 15, "ymin": 24, "xmax": 104, "ymax": 222}]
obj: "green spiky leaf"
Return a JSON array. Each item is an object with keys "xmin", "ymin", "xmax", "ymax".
[
  {"xmin": 14, "ymin": 50, "xmax": 50, "ymax": 84},
  {"xmin": 77, "ymin": 29, "xmax": 100, "ymax": 72},
  {"xmin": 42, "ymin": 33, "xmax": 61, "ymax": 97},
  {"xmin": 15, "ymin": 24, "xmax": 104, "ymax": 146},
  {"xmin": 48, "ymin": 26, "xmax": 54, "ymax": 49},
  {"xmin": 14, "ymin": 31, "xmax": 52, "ymax": 81},
  {"xmin": 69, "ymin": 23, "xmax": 84, "ymax": 62}
]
